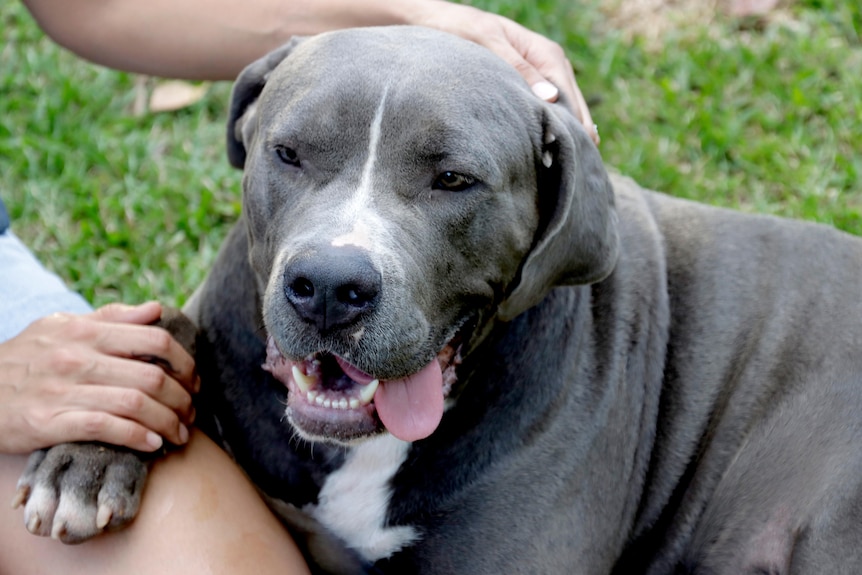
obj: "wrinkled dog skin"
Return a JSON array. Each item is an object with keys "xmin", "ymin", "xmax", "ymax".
[{"xmin": 20, "ymin": 26, "xmax": 862, "ymax": 574}]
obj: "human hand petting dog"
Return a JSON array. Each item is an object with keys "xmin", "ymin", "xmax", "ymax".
[
  {"xmin": 409, "ymin": 1, "xmax": 599, "ymax": 144},
  {"xmin": 0, "ymin": 302, "xmax": 196, "ymax": 454}
]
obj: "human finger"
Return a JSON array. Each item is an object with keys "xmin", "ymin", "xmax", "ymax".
[
  {"xmin": 424, "ymin": 4, "xmax": 600, "ymax": 145},
  {"xmin": 84, "ymin": 354, "xmax": 196, "ymax": 425},
  {"xmin": 32, "ymin": 308, "xmax": 195, "ymax": 391},
  {"xmin": 499, "ymin": 21, "xmax": 599, "ymax": 145},
  {"xmin": 92, "ymin": 321, "xmax": 198, "ymax": 394},
  {"xmin": 88, "ymin": 301, "xmax": 164, "ymax": 326},
  {"xmin": 54, "ymin": 383, "xmax": 190, "ymax": 447},
  {"xmin": 11, "ymin": 313, "xmax": 197, "ymax": 419},
  {"xmin": 483, "ymin": 36, "xmax": 561, "ymax": 100},
  {"xmin": 49, "ymin": 410, "xmax": 172, "ymax": 453},
  {"xmin": 16, "ymin": 342, "xmax": 193, "ymax": 445}
]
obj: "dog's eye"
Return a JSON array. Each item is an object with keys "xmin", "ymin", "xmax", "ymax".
[
  {"xmin": 274, "ymin": 145, "xmax": 301, "ymax": 167},
  {"xmin": 433, "ymin": 171, "xmax": 475, "ymax": 192}
]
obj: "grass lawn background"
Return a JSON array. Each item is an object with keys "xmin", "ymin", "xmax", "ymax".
[{"xmin": 1, "ymin": 0, "xmax": 860, "ymax": 309}]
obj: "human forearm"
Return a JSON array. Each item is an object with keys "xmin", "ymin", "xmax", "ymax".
[
  {"xmin": 23, "ymin": 0, "xmax": 596, "ymax": 139},
  {"xmin": 23, "ymin": 0, "xmax": 426, "ymax": 80}
]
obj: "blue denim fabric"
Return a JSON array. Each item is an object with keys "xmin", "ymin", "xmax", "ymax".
[
  {"xmin": 0, "ymin": 229, "xmax": 92, "ymax": 342},
  {"xmin": 0, "ymin": 196, "xmax": 9, "ymax": 234}
]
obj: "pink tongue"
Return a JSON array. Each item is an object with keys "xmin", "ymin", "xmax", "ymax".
[{"xmin": 374, "ymin": 360, "xmax": 444, "ymax": 442}]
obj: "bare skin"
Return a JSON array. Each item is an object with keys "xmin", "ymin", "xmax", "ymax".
[
  {"xmin": 0, "ymin": 430, "xmax": 311, "ymax": 575},
  {"xmin": 22, "ymin": 0, "xmax": 597, "ymax": 141}
]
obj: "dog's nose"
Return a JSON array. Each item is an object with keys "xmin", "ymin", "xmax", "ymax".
[{"xmin": 283, "ymin": 246, "xmax": 381, "ymax": 333}]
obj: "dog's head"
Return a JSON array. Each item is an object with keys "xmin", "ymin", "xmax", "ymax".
[{"xmin": 227, "ymin": 27, "xmax": 618, "ymax": 445}]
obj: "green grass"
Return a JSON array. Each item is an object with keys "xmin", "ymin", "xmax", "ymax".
[{"xmin": 1, "ymin": 0, "xmax": 860, "ymax": 308}]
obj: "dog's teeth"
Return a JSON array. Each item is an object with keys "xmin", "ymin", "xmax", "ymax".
[
  {"xmin": 292, "ymin": 366, "xmax": 315, "ymax": 393},
  {"xmin": 308, "ymin": 390, "xmax": 368, "ymax": 410},
  {"xmin": 542, "ymin": 150, "xmax": 553, "ymax": 168},
  {"xmin": 359, "ymin": 379, "xmax": 380, "ymax": 405}
]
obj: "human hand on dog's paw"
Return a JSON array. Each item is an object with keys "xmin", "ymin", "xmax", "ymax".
[
  {"xmin": 10, "ymin": 442, "xmax": 148, "ymax": 543},
  {"xmin": 0, "ymin": 301, "xmax": 198, "ymax": 454}
]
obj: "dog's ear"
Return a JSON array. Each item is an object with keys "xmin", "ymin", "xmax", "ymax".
[
  {"xmin": 497, "ymin": 104, "xmax": 619, "ymax": 321},
  {"xmin": 226, "ymin": 38, "xmax": 305, "ymax": 169}
]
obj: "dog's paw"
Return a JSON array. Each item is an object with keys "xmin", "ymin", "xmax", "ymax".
[{"xmin": 11, "ymin": 442, "xmax": 148, "ymax": 544}]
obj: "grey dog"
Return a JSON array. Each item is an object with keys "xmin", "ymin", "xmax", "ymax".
[{"xmin": 15, "ymin": 26, "xmax": 862, "ymax": 574}]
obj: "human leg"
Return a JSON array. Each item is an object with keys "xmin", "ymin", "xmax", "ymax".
[{"xmin": 0, "ymin": 429, "xmax": 311, "ymax": 574}]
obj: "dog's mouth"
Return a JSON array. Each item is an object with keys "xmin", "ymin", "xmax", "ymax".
[{"xmin": 263, "ymin": 336, "xmax": 461, "ymax": 443}]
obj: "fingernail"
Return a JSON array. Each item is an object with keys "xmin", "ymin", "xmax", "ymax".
[
  {"xmin": 146, "ymin": 431, "xmax": 163, "ymax": 450},
  {"xmin": 531, "ymin": 81, "xmax": 559, "ymax": 102},
  {"xmin": 179, "ymin": 423, "xmax": 189, "ymax": 444}
]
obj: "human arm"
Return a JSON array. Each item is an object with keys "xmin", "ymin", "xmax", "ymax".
[
  {"xmin": 0, "ymin": 302, "xmax": 196, "ymax": 454},
  {"xmin": 22, "ymin": 0, "xmax": 597, "ymax": 142}
]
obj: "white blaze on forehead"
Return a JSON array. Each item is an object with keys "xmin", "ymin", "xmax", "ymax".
[{"xmin": 331, "ymin": 87, "xmax": 390, "ymax": 250}]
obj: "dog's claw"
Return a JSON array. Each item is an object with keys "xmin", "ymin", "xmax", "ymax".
[
  {"xmin": 10, "ymin": 486, "xmax": 29, "ymax": 509},
  {"xmin": 51, "ymin": 520, "xmax": 67, "ymax": 541},
  {"xmin": 96, "ymin": 504, "xmax": 113, "ymax": 530},
  {"xmin": 26, "ymin": 512, "xmax": 41, "ymax": 534}
]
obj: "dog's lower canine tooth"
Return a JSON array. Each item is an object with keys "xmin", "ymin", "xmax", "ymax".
[
  {"xmin": 292, "ymin": 366, "xmax": 315, "ymax": 393},
  {"xmin": 359, "ymin": 379, "xmax": 380, "ymax": 405}
]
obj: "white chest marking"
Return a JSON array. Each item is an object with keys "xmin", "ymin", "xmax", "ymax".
[
  {"xmin": 306, "ymin": 434, "xmax": 418, "ymax": 562},
  {"xmin": 331, "ymin": 87, "xmax": 389, "ymax": 250}
]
